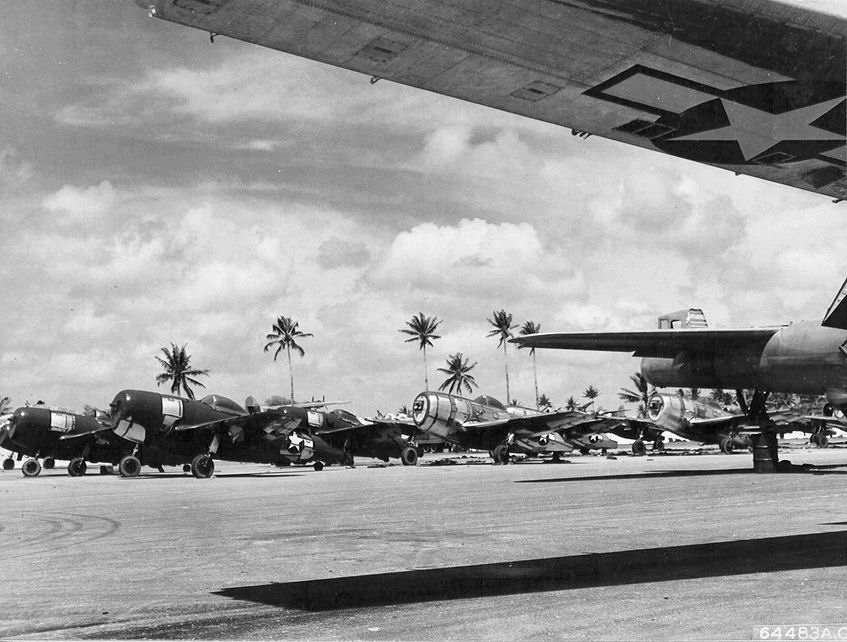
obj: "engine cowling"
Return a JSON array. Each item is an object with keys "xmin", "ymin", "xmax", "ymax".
[{"xmin": 412, "ymin": 392, "xmax": 507, "ymax": 440}]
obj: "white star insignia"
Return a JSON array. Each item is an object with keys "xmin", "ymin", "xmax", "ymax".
[{"xmin": 669, "ymin": 96, "xmax": 845, "ymax": 161}]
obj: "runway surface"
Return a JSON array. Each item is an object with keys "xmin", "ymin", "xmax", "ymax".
[{"xmin": 2, "ymin": 444, "xmax": 847, "ymax": 640}]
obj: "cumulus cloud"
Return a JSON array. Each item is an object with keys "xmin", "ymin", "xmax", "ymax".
[{"xmin": 43, "ymin": 180, "xmax": 117, "ymax": 221}]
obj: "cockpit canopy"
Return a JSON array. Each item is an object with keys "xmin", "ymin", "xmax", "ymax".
[
  {"xmin": 473, "ymin": 395, "xmax": 505, "ymax": 410},
  {"xmin": 200, "ymin": 395, "xmax": 246, "ymax": 416}
]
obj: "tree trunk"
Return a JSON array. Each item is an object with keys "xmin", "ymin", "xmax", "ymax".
[
  {"xmin": 532, "ymin": 351, "xmax": 539, "ymax": 409},
  {"xmin": 423, "ymin": 344, "xmax": 429, "ymax": 391},
  {"xmin": 287, "ymin": 345, "xmax": 295, "ymax": 403},
  {"xmin": 502, "ymin": 342, "xmax": 510, "ymax": 402}
]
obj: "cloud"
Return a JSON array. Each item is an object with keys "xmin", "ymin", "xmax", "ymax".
[
  {"xmin": 42, "ymin": 180, "xmax": 117, "ymax": 221},
  {"xmin": 0, "ymin": 146, "xmax": 33, "ymax": 186}
]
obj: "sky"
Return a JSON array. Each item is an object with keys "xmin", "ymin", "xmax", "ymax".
[{"xmin": 1, "ymin": 1, "xmax": 847, "ymax": 416}]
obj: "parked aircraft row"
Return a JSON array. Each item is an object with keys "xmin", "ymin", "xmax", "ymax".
[{"xmin": 1, "ymin": 377, "xmax": 838, "ymax": 478}]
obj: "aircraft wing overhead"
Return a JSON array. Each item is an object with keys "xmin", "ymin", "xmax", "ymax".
[
  {"xmin": 512, "ymin": 328, "xmax": 781, "ymax": 358},
  {"xmin": 141, "ymin": 0, "xmax": 847, "ymax": 200}
]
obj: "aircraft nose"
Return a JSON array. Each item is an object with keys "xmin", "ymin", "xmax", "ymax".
[
  {"xmin": 411, "ymin": 393, "xmax": 430, "ymax": 427},
  {"xmin": 647, "ymin": 395, "xmax": 665, "ymax": 421}
]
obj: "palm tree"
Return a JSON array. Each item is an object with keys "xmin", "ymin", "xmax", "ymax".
[
  {"xmin": 264, "ymin": 316, "xmax": 313, "ymax": 403},
  {"xmin": 487, "ymin": 309, "xmax": 517, "ymax": 402},
  {"xmin": 0, "ymin": 396, "xmax": 11, "ymax": 415},
  {"xmin": 518, "ymin": 320, "xmax": 542, "ymax": 409},
  {"xmin": 565, "ymin": 396, "xmax": 579, "ymax": 411},
  {"xmin": 437, "ymin": 352, "xmax": 478, "ymax": 395},
  {"xmin": 583, "ymin": 385, "xmax": 600, "ymax": 412},
  {"xmin": 155, "ymin": 343, "xmax": 210, "ymax": 400},
  {"xmin": 399, "ymin": 313, "xmax": 442, "ymax": 390},
  {"xmin": 537, "ymin": 393, "xmax": 553, "ymax": 411},
  {"xmin": 617, "ymin": 372, "xmax": 654, "ymax": 417}
]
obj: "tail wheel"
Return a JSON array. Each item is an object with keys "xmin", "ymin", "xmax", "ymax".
[
  {"xmin": 631, "ymin": 440, "xmax": 646, "ymax": 456},
  {"xmin": 400, "ymin": 446, "xmax": 418, "ymax": 466},
  {"xmin": 43, "ymin": 457, "xmax": 56, "ymax": 469},
  {"xmin": 22, "ymin": 458, "xmax": 42, "ymax": 477},
  {"xmin": 2, "ymin": 458, "xmax": 15, "ymax": 470},
  {"xmin": 190, "ymin": 454, "xmax": 214, "ymax": 479},
  {"xmin": 719, "ymin": 438, "xmax": 735, "ymax": 454},
  {"xmin": 313, "ymin": 461, "xmax": 324, "ymax": 471},
  {"xmin": 68, "ymin": 458, "xmax": 87, "ymax": 477},
  {"xmin": 492, "ymin": 444, "xmax": 510, "ymax": 465},
  {"xmin": 182, "ymin": 464, "xmax": 191, "ymax": 474},
  {"xmin": 119, "ymin": 455, "xmax": 142, "ymax": 478}
]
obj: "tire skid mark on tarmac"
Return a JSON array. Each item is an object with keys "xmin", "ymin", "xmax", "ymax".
[{"xmin": 4, "ymin": 512, "xmax": 120, "ymax": 560}]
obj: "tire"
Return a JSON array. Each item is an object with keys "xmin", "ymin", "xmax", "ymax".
[
  {"xmin": 68, "ymin": 458, "xmax": 87, "ymax": 477},
  {"xmin": 719, "ymin": 438, "xmax": 735, "ymax": 454},
  {"xmin": 818, "ymin": 435, "xmax": 829, "ymax": 448},
  {"xmin": 313, "ymin": 461, "xmax": 324, "ymax": 471},
  {"xmin": 492, "ymin": 444, "xmax": 510, "ymax": 465},
  {"xmin": 119, "ymin": 455, "xmax": 142, "ymax": 478},
  {"xmin": 22, "ymin": 458, "xmax": 41, "ymax": 477},
  {"xmin": 43, "ymin": 457, "xmax": 56, "ymax": 469},
  {"xmin": 2, "ymin": 458, "xmax": 15, "ymax": 470},
  {"xmin": 190, "ymin": 454, "xmax": 214, "ymax": 479},
  {"xmin": 183, "ymin": 464, "xmax": 191, "ymax": 473},
  {"xmin": 579, "ymin": 447, "xmax": 590, "ymax": 456},
  {"xmin": 400, "ymin": 446, "xmax": 418, "ymax": 466},
  {"xmin": 631, "ymin": 440, "xmax": 646, "ymax": 456},
  {"xmin": 652, "ymin": 437, "xmax": 664, "ymax": 452}
]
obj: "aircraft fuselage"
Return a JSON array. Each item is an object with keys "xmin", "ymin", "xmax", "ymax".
[{"xmin": 641, "ymin": 321, "xmax": 847, "ymax": 402}]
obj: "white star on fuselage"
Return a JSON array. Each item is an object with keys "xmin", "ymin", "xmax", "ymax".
[{"xmin": 669, "ymin": 96, "xmax": 845, "ymax": 160}]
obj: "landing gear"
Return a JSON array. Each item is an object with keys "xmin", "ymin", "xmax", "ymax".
[
  {"xmin": 119, "ymin": 455, "xmax": 142, "ymax": 478},
  {"xmin": 2, "ymin": 457, "xmax": 14, "ymax": 470},
  {"xmin": 183, "ymin": 464, "xmax": 191, "ymax": 473},
  {"xmin": 631, "ymin": 440, "xmax": 646, "ymax": 456},
  {"xmin": 551, "ymin": 452, "xmax": 563, "ymax": 463},
  {"xmin": 400, "ymin": 446, "xmax": 419, "ymax": 466},
  {"xmin": 21, "ymin": 458, "xmax": 42, "ymax": 477},
  {"xmin": 43, "ymin": 457, "xmax": 55, "ymax": 469},
  {"xmin": 579, "ymin": 447, "xmax": 590, "ymax": 455},
  {"xmin": 810, "ymin": 424, "xmax": 830, "ymax": 448},
  {"xmin": 190, "ymin": 454, "xmax": 214, "ymax": 478},
  {"xmin": 719, "ymin": 437, "xmax": 735, "ymax": 454},
  {"xmin": 67, "ymin": 457, "xmax": 87, "ymax": 477},
  {"xmin": 492, "ymin": 444, "xmax": 510, "ymax": 465},
  {"xmin": 652, "ymin": 435, "xmax": 664, "ymax": 452},
  {"xmin": 313, "ymin": 461, "xmax": 324, "ymax": 471}
]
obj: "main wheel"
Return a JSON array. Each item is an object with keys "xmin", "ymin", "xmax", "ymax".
[
  {"xmin": 22, "ymin": 458, "xmax": 42, "ymax": 477},
  {"xmin": 190, "ymin": 454, "xmax": 214, "ymax": 479},
  {"xmin": 631, "ymin": 440, "xmax": 646, "ymax": 456},
  {"xmin": 818, "ymin": 435, "xmax": 829, "ymax": 448},
  {"xmin": 313, "ymin": 461, "xmax": 324, "ymax": 471},
  {"xmin": 68, "ymin": 457, "xmax": 87, "ymax": 477},
  {"xmin": 492, "ymin": 444, "xmax": 510, "ymax": 465},
  {"xmin": 652, "ymin": 436, "xmax": 665, "ymax": 452},
  {"xmin": 119, "ymin": 455, "xmax": 142, "ymax": 478},
  {"xmin": 3, "ymin": 457, "xmax": 15, "ymax": 470},
  {"xmin": 719, "ymin": 437, "xmax": 735, "ymax": 454},
  {"xmin": 43, "ymin": 457, "xmax": 56, "ymax": 469},
  {"xmin": 400, "ymin": 446, "xmax": 419, "ymax": 466}
]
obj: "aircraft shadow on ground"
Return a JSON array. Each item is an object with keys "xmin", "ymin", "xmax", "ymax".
[
  {"xmin": 214, "ymin": 530, "xmax": 847, "ymax": 611},
  {"xmin": 515, "ymin": 464, "xmax": 847, "ymax": 485}
]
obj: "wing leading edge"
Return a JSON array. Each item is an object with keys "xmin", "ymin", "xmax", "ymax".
[
  {"xmin": 511, "ymin": 328, "xmax": 781, "ymax": 358},
  {"xmin": 141, "ymin": 0, "xmax": 847, "ymax": 200}
]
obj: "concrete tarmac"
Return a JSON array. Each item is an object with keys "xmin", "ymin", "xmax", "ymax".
[{"xmin": 2, "ymin": 444, "xmax": 846, "ymax": 640}]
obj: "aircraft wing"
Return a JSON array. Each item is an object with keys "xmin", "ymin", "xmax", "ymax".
[
  {"xmin": 141, "ymin": 0, "xmax": 847, "ymax": 200},
  {"xmin": 512, "ymin": 328, "xmax": 781, "ymax": 358},
  {"xmin": 58, "ymin": 424, "xmax": 114, "ymax": 440},
  {"xmin": 465, "ymin": 410, "xmax": 633, "ymax": 439}
]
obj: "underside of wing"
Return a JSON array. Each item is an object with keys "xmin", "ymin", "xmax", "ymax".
[
  {"xmin": 144, "ymin": 0, "xmax": 847, "ymax": 199},
  {"xmin": 512, "ymin": 328, "xmax": 781, "ymax": 358}
]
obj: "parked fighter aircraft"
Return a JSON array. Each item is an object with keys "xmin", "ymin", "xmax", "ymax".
[
  {"xmin": 411, "ymin": 392, "xmax": 622, "ymax": 463},
  {"xmin": 139, "ymin": 1, "xmax": 847, "ymax": 201},
  {"xmin": 0, "ymin": 405, "xmax": 122, "ymax": 476},
  {"xmin": 512, "ymin": 280, "xmax": 847, "ymax": 469},
  {"xmin": 106, "ymin": 389, "xmax": 423, "ymax": 477}
]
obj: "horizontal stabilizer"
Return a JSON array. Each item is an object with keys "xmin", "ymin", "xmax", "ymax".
[{"xmin": 822, "ymin": 277, "xmax": 847, "ymax": 330}]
